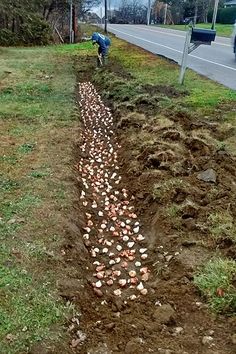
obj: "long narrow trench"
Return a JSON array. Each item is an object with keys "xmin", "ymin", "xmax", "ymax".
[
  {"xmin": 65, "ymin": 75, "xmax": 236, "ymax": 354},
  {"xmin": 77, "ymin": 82, "xmax": 151, "ymax": 300}
]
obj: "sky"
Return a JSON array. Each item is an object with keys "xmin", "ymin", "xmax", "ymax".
[
  {"xmin": 93, "ymin": 0, "xmax": 121, "ymax": 17},
  {"xmin": 93, "ymin": 0, "xmax": 149, "ymax": 17}
]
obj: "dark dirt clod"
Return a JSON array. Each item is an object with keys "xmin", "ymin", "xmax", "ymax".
[{"xmin": 152, "ymin": 304, "xmax": 176, "ymax": 325}]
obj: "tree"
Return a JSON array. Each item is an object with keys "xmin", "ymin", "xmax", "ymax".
[
  {"xmin": 152, "ymin": 0, "xmax": 226, "ymax": 25},
  {"xmin": 152, "ymin": 1, "xmax": 172, "ymax": 24},
  {"xmin": 78, "ymin": 0, "xmax": 101, "ymax": 20},
  {"xmin": 110, "ymin": 0, "xmax": 147, "ymax": 24},
  {"xmin": 0, "ymin": 0, "xmax": 101, "ymax": 45}
]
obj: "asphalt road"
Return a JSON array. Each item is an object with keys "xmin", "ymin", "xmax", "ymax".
[{"xmin": 108, "ymin": 24, "xmax": 236, "ymax": 90}]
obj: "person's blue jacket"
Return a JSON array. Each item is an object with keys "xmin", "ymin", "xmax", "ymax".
[{"xmin": 91, "ymin": 32, "xmax": 111, "ymax": 55}]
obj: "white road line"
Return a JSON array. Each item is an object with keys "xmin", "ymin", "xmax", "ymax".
[
  {"xmin": 131, "ymin": 26, "xmax": 185, "ymax": 38},
  {"xmin": 109, "ymin": 27, "xmax": 236, "ymax": 72},
  {"xmin": 109, "ymin": 27, "xmax": 182, "ymax": 53},
  {"xmin": 112, "ymin": 25, "xmax": 231, "ymax": 47},
  {"xmin": 189, "ymin": 53, "xmax": 236, "ymax": 70},
  {"xmin": 213, "ymin": 42, "xmax": 231, "ymax": 47}
]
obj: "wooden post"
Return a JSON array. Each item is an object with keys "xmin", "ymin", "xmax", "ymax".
[{"xmin": 73, "ymin": 3, "xmax": 78, "ymax": 42}]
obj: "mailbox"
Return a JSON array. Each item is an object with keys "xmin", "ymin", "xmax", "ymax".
[{"xmin": 191, "ymin": 28, "xmax": 216, "ymax": 44}]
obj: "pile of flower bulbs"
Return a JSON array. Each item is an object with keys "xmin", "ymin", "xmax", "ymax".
[{"xmin": 78, "ymin": 82, "xmax": 150, "ymax": 300}]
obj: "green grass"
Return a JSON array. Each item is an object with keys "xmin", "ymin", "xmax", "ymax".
[
  {"xmin": 166, "ymin": 204, "xmax": 181, "ymax": 218},
  {"xmin": 0, "ymin": 43, "xmax": 84, "ymax": 352},
  {"xmin": 157, "ymin": 23, "xmax": 234, "ymax": 37},
  {"xmin": 1, "ymin": 194, "xmax": 41, "ymax": 222},
  {"xmin": 0, "ymin": 263, "xmax": 69, "ymax": 353},
  {"xmin": 29, "ymin": 170, "xmax": 50, "ymax": 178},
  {"xmin": 18, "ymin": 142, "xmax": 36, "ymax": 154},
  {"xmin": 0, "ymin": 46, "xmax": 76, "ymax": 122},
  {"xmin": 153, "ymin": 178, "xmax": 185, "ymax": 200},
  {"xmin": 54, "ymin": 41, "xmax": 93, "ymax": 55},
  {"xmin": 0, "ymin": 177, "xmax": 19, "ymax": 192},
  {"xmin": 0, "ymin": 155, "xmax": 18, "ymax": 165},
  {"xmin": 0, "ymin": 193, "xmax": 41, "ymax": 243},
  {"xmin": 194, "ymin": 258, "xmax": 236, "ymax": 313},
  {"xmin": 208, "ymin": 211, "xmax": 236, "ymax": 242}
]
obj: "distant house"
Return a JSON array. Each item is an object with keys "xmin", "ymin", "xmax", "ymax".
[{"xmin": 224, "ymin": 0, "xmax": 236, "ymax": 7}]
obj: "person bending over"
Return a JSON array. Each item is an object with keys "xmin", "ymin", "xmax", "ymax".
[{"xmin": 91, "ymin": 32, "xmax": 111, "ymax": 67}]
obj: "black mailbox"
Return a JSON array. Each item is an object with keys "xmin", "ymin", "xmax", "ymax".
[{"xmin": 191, "ymin": 28, "xmax": 216, "ymax": 44}]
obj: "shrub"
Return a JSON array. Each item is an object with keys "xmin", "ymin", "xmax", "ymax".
[
  {"xmin": 0, "ymin": 15, "xmax": 52, "ymax": 46},
  {"xmin": 208, "ymin": 7, "xmax": 236, "ymax": 24},
  {"xmin": 19, "ymin": 15, "xmax": 52, "ymax": 45},
  {"xmin": 0, "ymin": 29, "xmax": 19, "ymax": 46}
]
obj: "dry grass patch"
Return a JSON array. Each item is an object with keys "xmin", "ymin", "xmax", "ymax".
[{"xmin": 208, "ymin": 211, "xmax": 236, "ymax": 243}]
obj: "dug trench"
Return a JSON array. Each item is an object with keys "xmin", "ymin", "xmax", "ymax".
[{"xmin": 46, "ymin": 56, "xmax": 236, "ymax": 354}]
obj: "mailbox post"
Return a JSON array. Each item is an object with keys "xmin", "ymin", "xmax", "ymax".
[
  {"xmin": 179, "ymin": 26, "xmax": 216, "ymax": 84},
  {"xmin": 179, "ymin": 29, "xmax": 192, "ymax": 85}
]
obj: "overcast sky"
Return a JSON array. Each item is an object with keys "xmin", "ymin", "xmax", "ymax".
[
  {"xmin": 93, "ymin": 0, "xmax": 149, "ymax": 16},
  {"xmin": 93, "ymin": 0, "xmax": 121, "ymax": 16}
]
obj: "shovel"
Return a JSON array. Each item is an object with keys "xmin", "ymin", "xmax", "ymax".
[{"xmin": 97, "ymin": 53, "xmax": 103, "ymax": 66}]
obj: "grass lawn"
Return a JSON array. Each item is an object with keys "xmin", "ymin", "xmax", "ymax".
[
  {"xmin": 157, "ymin": 23, "xmax": 234, "ymax": 37},
  {"xmin": 0, "ymin": 45, "xmax": 79, "ymax": 353}
]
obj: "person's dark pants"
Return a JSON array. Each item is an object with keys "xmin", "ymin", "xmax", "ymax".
[{"xmin": 97, "ymin": 47, "xmax": 109, "ymax": 67}]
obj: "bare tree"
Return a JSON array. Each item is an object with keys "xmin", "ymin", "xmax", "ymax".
[{"xmin": 116, "ymin": 0, "xmax": 147, "ymax": 24}]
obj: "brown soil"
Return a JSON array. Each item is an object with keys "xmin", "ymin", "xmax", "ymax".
[{"xmin": 33, "ymin": 56, "xmax": 236, "ymax": 354}]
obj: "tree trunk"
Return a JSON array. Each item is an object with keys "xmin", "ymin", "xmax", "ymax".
[
  {"xmin": 5, "ymin": 15, "xmax": 9, "ymax": 29},
  {"xmin": 46, "ymin": 1, "xmax": 55, "ymax": 21},
  {"xmin": 12, "ymin": 18, "xmax": 15, "ymax": 32}
]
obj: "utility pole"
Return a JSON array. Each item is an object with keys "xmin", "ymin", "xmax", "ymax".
[
  {"xmin": 193, "ymin": 0, "xmax": 198, "ymax": 26},
  {"xmin": 211, "ymin": 0, "xmax": 219, "ymax": 30},
  {"xmin": 69, "ymin": 0, "xmax": 74, "ymax": 43},
  {"xmin": 104, "ymin": 0, "xmax": 108, "ymax": 33},
  {"xmin": 73, "ymin": 3, "xmax": 78, "ymax": 42},
  {"xmin": 163, "ymin": 3, "xmax": 167, "ymax": 25},
  {"xmin": 147, "ymin": 0, "xmax": 151, "ymax": 25},
  {"xmin": 108, "ymin": 0, "xmax": 111, "ymax": 20},
  {"xmin": 100, "ymin": 6, "xmax": 103, "ymax": 25}
]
